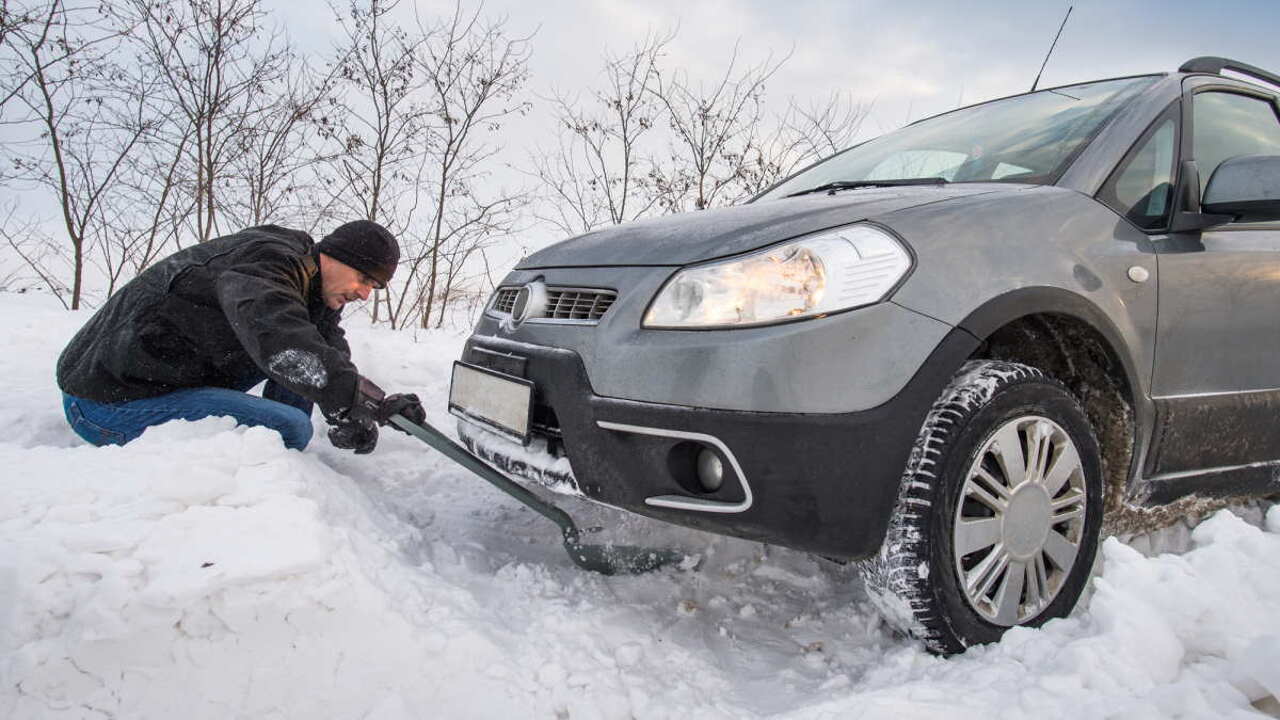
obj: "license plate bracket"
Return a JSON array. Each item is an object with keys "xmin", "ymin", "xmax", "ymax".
[{"xmin": 448, "ymin": 361, "xmax": 534, "ymax": 445}]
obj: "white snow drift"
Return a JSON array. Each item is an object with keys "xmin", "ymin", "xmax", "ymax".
[{"xmin": 0, "ymin": 291, "xmax": 1277, "ymax": 719}]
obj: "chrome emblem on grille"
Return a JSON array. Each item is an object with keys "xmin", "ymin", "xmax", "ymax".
[
  {"xmin": 493, "ymin": 281, "xmax": 617, "ymax": 330},
  {"xmin": 504, "ymin": 279, "xmax": 548, "ymax": 331}
]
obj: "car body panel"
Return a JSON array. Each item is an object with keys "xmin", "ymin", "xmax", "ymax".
[
  {"xmin": 884, "ymin": 185, "xmax": 1159, "ymax": 404},
  {"xmin": 1153, "ymin": 227, "xmax": 1280, "ymax": 396},
  {"xmin": 456, "ymin": 327, "xmax": 982, "ymax": 559},
  {"xmin": 1140, "ymin": 75, "xmax": 1280, "ymax": 482},
  {"xmin": 477, "ymin": 267, "xmax": 953, "ymax": 413},
  {"xmin": 518, "ymin": 184, "xmax": 1009, "ymax": 268},
  {"xmin": 454, "ymin": 63, "xmax": 1280, "ymax": 560}
]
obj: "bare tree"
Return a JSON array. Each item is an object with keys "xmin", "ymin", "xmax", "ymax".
[
  {"xmin": 224, "ymin": 53, "xmax": 338, "ymax": 230},
  {"xmin": 127, "ymin": 0, "xmax": 289, "ymax": 245},
  {"xmin": 783, "ymin": 91, "xmax": 872, "ymax": 160},
  {"xmin": 108, "ymin": 121, "xmax": 194, "ymax": 279},
  {"xmin": 1, "ymin": 0, "xmax": 53, "ymax": 117},
  {"xmin": 738, "ymin": 91, "xmax": 873, "ymax": 197},
  {"xmin": 530, "ymin": 36, "xmax": 862, "ymax": 236},
  {"xmin": 326, "ymin": 0, "xmax": 427, "ymax": 223},
  {"xmin": 429, "ymin": 241, "xmax": 491, "ymax": 328},
  {"xmin": 0, "ymin": 1, "xmax": 27, "ymax": 89},
  {"xmin": 529, "ymin": 31, "xmax": 670, "ymax": 237},
  {"xmin": 0, "ymin": 201, "xmax": 72, "ymax": 305},
  {"xmin": 0, "ymin": 0, "xmax": 17, "ymax": 45},
  {"xmin": 3, "ymin": 0, "xmax": 325, "ymax": 305},
  {"xmin": 652, "ymin": 44, "xmax": 789, "ymax": 211},
  {"xmin": 404, "ymin": 1, "xmax": 531, "ymax": 329},
  {"xmin": 325, "ymin": 0, "xmax": 530, "ymax": 330},
  {"xmin": 4, "ymin": 0, "xmax": 151, "ymax": 308},
  {"xmin": 89, "ymin": 121, "xmax": 191, "ymax": 296},
  {"xmin": 324, "ymin": 0, "xmax": 431, "ymax": 324}
]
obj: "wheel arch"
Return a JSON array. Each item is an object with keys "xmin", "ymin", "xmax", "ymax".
[{"xmin": 953, "ymin": 286, "xmax": 1145, "ymax": 524}]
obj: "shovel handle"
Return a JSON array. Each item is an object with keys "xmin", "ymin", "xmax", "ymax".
[
  {"xmin": 388, "ymin": 414, "xmax": 580, "ymax": 542},
  {"xmin": 389, "ymin": 413, "xmax": 686, "ymax": 576}
]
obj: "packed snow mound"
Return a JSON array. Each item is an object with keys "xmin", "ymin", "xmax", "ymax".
[
  {"xmin": 1, "ymin": 291, "xmax": 1278, "ymax": 719},
  {"xmin": 0, "ymin": 419, "xmax": 535, "ymax": 717},
  {"xmin": 789, "ymin": 511, "xmax": 1280, "ymax": 720}
]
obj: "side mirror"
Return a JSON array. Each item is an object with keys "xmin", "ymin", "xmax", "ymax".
[{"xmin": 1202, "ymin": 155, "xmax": 1280, "ymax": 222}]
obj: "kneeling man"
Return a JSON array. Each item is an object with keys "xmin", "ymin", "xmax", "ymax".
[{"xmin": 57, "ymin": 220, "xmax": 425, "ymax": 453}]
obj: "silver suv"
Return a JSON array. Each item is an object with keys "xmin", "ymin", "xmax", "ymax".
[{"xmin": 449, "ymin": 57, "xmax": 1280, "ymax": 653}]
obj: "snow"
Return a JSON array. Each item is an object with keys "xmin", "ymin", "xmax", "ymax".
[
  {"xmin": 1, "ymin": 290, "xmax": 1279, "ymax": 719},
  {"xmin": 267, "ymin": 348, "xmax": 329, "ymax": 389},
  {"xmin": 459, "ymin": 425, "xmax": 580, "ymax": 496}
]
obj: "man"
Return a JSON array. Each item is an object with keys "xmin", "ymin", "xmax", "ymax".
[{"xmin": 56, "ymin": 220, "xmax": 426, "ymax": 453}]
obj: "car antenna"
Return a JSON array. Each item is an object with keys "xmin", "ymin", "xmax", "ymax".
[{"xmin": 1031, "ymin": 6, "xmax": 1073, "ymax": 92}]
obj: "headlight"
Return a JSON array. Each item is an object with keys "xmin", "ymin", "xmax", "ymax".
[{"xmin": 643, "ymin": 224, "xmax": 912, "ymax": 328}]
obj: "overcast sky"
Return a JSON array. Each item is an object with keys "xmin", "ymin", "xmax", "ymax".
[
  {"xmin": 285, "ymin": 0, "xmax": 1280, "ymax": 132},
  {"xmin": 276, "ymin": 0, "xmax": 1280, "ymax": 252},
  {"xmin": 8, "ymin": 0, "xmax": 1280, "ymax": 284}
]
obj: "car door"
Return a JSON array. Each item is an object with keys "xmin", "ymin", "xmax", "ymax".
[{"xmin": 1148, "ymin": 79, "xmax": 1280, "ymax": 480}]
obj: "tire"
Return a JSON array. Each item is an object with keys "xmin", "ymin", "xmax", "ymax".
[{"xmin": 860, "ymin": 360, "xmax": 1104, "ymax": 654}]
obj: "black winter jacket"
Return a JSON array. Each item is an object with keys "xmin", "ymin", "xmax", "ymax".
[{"xmin": 57, "ymin": 225, "xmax": 360, "ymax": 416}]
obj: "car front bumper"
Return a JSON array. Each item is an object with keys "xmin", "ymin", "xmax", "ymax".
[{"xmin": 454, "ymin": 326, "xmax": 979, "ymax": 559}]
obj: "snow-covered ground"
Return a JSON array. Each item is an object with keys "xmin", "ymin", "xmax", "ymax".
[{"xmin": 2, "ymin": 290, "xmax": 1279, "ymax": 719}]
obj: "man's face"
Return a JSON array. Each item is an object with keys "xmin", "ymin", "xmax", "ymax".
[{"xmin": 319, "ymin": 253, "xmax": 382, "ymax": 310}]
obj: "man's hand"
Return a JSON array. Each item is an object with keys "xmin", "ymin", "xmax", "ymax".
[
  {"xmin": 328, "ymin": 417, "xmax": 377, "ymax": 454},
  {"xmin": 378, "ymin": 393, "xmax": 425, "ymax": 430},
  {"xmin": 353, "ymin": 377, "xmax": 425, "ymax": 432}
]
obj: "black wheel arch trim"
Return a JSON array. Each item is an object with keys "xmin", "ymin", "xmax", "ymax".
[
  {"xmin": 954, "ymin": 286, "xmax": 1143, "ymax": 404},
  {"xmin": 952, "ymin": 285, "xmax": 1151, "ymax": 503}
]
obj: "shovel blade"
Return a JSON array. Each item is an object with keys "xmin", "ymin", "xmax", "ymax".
[
  {"xmin": 564, "ymin": 539, "xmax": 686, "ymax": 576},
  {"xmin": 389, "ymin": 414, "xmax": 687, "ymax": 576}
]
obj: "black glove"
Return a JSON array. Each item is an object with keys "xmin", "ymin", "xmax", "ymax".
[
  {"xmin": 327, "ymin": 417, "xmax": 378, "ymax": 454},
  {"xmin": 379, "ymin": 393, "xmax": 425, "ymax": 431},
  {"xmin": 351, "ymin": 376, "xmax": 425, "ymax": 433}
]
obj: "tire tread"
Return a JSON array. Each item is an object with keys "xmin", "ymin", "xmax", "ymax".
[{"xmin": 859, "ymin": 360, "xmax": 1095, "ymax": 654}]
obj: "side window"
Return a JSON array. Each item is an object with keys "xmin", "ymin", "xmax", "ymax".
[
  {"xmin": 1193, "ymin": 92, "xmax": 1280, "ymax": 197},
  {"xmin": 1099, "ymin": 117, "xmax": 1177, "ymax": 230}
]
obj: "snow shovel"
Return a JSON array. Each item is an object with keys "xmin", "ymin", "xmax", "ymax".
[{"xmin": 388, "ymin": 414, "xmax": 684, "ymax": 575}]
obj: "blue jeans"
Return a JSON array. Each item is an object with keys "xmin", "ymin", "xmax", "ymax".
[{"xmin": 62, "ymin": 379, "xmax": 315, "ymax": 450}]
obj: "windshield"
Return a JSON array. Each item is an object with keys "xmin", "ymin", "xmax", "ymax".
[{"xmin": 757, "ymin": 76, "xmax": 1157, "ymax": 200}]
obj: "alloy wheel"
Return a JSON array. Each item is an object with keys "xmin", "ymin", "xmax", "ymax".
[{"xmin": 952, "ymin": 415, "xmax": 1088, "ymax": 626}]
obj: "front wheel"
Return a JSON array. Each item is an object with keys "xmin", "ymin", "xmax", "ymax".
[{"xmin": 860, "ymin": 360, "xmax": 1104, "ymax": 654}]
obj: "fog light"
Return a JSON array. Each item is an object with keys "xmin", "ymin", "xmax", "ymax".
[{"xmin": 696, "ymin": 447, "xmax": 724, "ymax": 492}]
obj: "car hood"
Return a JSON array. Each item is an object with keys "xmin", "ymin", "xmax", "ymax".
[{"xmin": 518, "ymin": 184, "xmax": 1019, "ymax": 268}]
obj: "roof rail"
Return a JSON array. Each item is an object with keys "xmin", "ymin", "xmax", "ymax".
[{"xmin": 1179, "ymin": 56, "xmax": 1280, "ymax": 90}]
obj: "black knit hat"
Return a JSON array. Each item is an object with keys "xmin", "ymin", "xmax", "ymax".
[{"xmin": 317, "ymin": 220, "xmax": 400, "ymax": 288}]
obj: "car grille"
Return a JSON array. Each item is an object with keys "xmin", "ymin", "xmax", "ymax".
[
  {"xmin": 492, "ymin": 288, "xmax": 519, "ymax": 313},
  {"xmin": 545, "ymin": 289, "xmax": 616, "ymax": 320},
  {"xmin": 488, "ymin": 286, "xmax": 617, "ymax": 323}
]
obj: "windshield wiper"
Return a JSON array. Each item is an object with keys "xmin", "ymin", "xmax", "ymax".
[{"xmin": 785, "ymin": 177, "xmax": 950, "ymax": 198}]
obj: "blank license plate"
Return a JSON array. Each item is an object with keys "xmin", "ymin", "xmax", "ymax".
[{"xmin": 448, "ymin": 362, "xmax": 534, "ymax": 444}]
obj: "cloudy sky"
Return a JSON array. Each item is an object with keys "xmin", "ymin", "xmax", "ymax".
[
  {"xmin": 276, "ymin": 0, "xmax": 1280, "ymax": 252},
  {"xmin": 8, "ymin": 0, "xmax": 1280, "ymax": 279},
  {"xmin": 286, "ymin": 0, "xmax": 1280, "ymax": 132}
]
